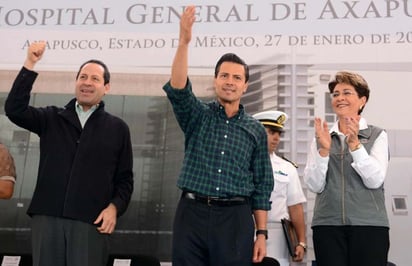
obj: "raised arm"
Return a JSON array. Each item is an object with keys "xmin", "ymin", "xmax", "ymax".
[
  {"xmin": 5, "ymin": 41, "xmax": 47, "ymax": 134},
  {"xmin": 170, "ymin": 5, "xmax": 196, "ymax": 89},
  {"xmin": 24, "ymin": 41, "xmax": 46, "ymax": 70}
]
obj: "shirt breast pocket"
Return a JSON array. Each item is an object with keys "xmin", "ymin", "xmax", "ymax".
[{"xmin": 273, "ymin": 172, "xmax": 289, "ymax": 193}]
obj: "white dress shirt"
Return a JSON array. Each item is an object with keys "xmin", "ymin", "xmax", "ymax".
[{"xmin": 304, "ymin": 117, "xmax": 389, "ymax": 193}]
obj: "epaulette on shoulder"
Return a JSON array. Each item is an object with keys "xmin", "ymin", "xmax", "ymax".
[{"xmin": 281, "ymin": 156, "xmax": 298, "ymax": 168}]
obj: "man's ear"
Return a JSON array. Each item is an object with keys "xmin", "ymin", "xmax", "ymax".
[
  {"xmin": 104, "ymin": 83, "xmax": 110, "ymax": 95},
  {"xmin": 243, "ymin": 82, "xmax": 249, "ymax": 93}
]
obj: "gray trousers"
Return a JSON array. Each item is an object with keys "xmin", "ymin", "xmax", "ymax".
[{"xmin": 31, "ymin": 215, "xmax": 109, "ymax": 266}]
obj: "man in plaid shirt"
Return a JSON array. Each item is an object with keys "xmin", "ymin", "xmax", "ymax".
[{"xmin": 163, "ymin": 6, "xmax": 273, "ymax": 266}]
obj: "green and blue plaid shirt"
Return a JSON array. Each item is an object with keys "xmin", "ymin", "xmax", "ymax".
[{"xmin": 163, "ymin": 80, "xmax": 273, "ymax": 210}]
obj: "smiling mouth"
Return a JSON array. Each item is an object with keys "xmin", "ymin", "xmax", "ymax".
[{"xmin": 337, "ymin": 104, "xmax": 348, "ymax": 108}]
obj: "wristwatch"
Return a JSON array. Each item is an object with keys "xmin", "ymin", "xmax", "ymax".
[
  {"xmin": 255, "ymin": 229, "xmax": 268, "ymax": 240},
  {"xmin": 297, "ymin": 242, "xmax": 307, "ymax": 252}
]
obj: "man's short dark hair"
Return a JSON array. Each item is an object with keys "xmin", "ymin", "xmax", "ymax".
[
  {"xmin": 214, "ymin": 53, "xmax": 249, "ymax": 82},
  {"xmin": 76, "ymin": 59, "xmax": 110, "ymax": 85}
]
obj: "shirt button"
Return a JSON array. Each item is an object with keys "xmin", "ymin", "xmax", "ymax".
[
  {"xmin": 218, "ymin": 169, "xmax": 221, "ymax": 173},
  {"xmin": 221, "ymin": 151, "xmax": 224, "ymax": 155},
  {"xmin": 216, "ymin": 187, "xmax": 220, "ymax": 191},
  {"xmin": 224, "ymin": 135, "xmax": 227, "ymax": 138},
  {"xmin": 226, "ymin": 120, "xmax": 229, "ymax": 124}
]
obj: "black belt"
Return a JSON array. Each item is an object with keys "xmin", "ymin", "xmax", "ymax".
[{"xmin": 182, "ymin": 192, "xmax": 249, "ymax": 207}]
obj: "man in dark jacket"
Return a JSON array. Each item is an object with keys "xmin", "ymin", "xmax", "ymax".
[{"xmin": 5, "ymin": 41, "xmax": 134, "ymax": 266}]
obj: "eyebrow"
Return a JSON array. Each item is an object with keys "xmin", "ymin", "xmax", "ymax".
[
  {"xmin": 80, "ymin": 73, "xmax": 102, "ymax": 78},
  {"xmin": 333, "ymin": 88, "xmax": 354, "ymax": 92}
]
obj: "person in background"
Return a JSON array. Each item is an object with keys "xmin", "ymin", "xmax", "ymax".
[
  {"xmin": 0, "ymin": 143, "xmax": 16, "ymax": 199},
  {"xmin": 253, "ymin": 110, "xmax": 307, "ymax": 266},
  {"xmin": 163, "ymin": 5, "xmax": 273, "ymax": 266},
  {"xmin": 303, "ymin": 71, "xmax": 390, "ymax": 266},
  {"xmin": 5, "ymin": 41, "xmax": 134, "ymax": 266}
]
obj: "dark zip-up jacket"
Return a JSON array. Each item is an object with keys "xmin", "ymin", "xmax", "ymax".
[{"xmin": 5, "ymin": 67, "xmax": 134, "ymax": 225}]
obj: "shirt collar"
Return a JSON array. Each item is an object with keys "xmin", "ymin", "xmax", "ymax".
[
  {"xmin": 331, "ymin": 117, "xmax": 368, "ymax": 135},
  {"xmin": 75, "ymin": 101, "xmax": 99, "ymax": 113},
  {"xmin": 212, "ymin": 101, "xmax": 244, "ymax": 119}
]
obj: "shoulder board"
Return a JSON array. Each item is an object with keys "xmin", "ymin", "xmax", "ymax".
[{"xmin": 281, "ymin": 156, "xmax": 298, "ymax": 168}]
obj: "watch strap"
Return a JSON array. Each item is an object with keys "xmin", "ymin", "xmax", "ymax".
[
  {"xmin": 297, "ymin": 242, "xmax": 307, "ymax": 251},
  {"xmin": 255, "ymin": 229, "xmax": 268, "ymax": 240}
]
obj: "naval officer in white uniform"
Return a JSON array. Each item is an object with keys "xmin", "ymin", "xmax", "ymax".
[{"xmin": 253, "ymin": 110, "xmax": 307, "ymax": 266}]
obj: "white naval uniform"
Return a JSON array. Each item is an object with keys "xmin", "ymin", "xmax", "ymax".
[{"xmin": 266, "ymin": 152, "xmax": 306, "ymax": 266}]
